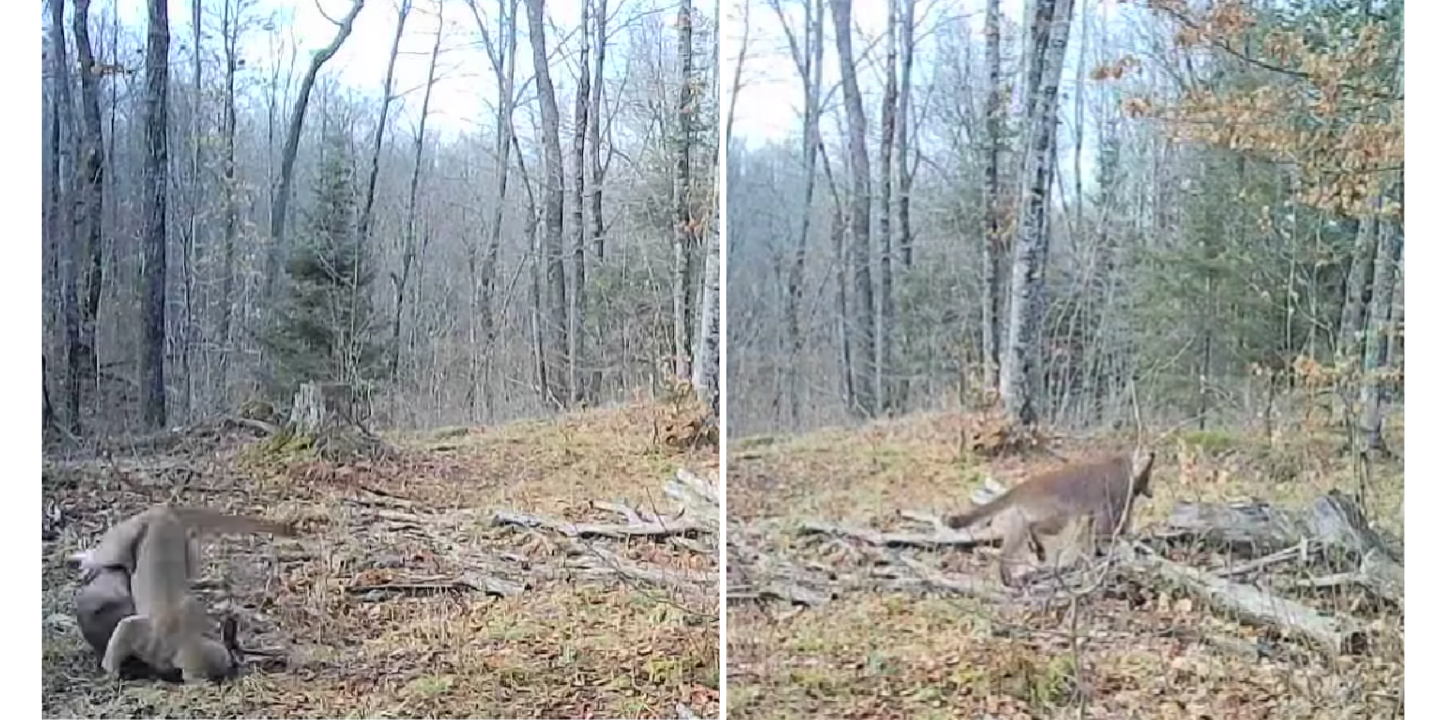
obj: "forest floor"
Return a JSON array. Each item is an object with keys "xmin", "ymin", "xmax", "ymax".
[
  {"xmin": 41, "ymin": 403, "xmax": 720, "ymax": 719},
  {"xmin": 726, "ymin": 410, "xmax": 1405, "ymax": 720}
]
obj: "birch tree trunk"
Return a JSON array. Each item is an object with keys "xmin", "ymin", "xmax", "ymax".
[
  {"xmin": 672, "ymin": 0, "xmax": 696, "ymax": 383},
  {"xmin": 141, "ymin": 0, "xmax": 171, "ymax": 428},
  {"xmin": 830, "ymin": 0, "xmax": 877, "ymax": 418},
  {"xmin": 896, "ymin": 0, "xmax": 915, "ymax": 269},
  {"xmin": 524, "ymin": 0, "xmax": 570, "ymax": 407},
  {"xmin": 217, "ymin": 0, "xmax": 242, "ymax": 399},
  {"xmin": 1000, "ymin": 0, "xmax": 1073, "ymax": 427},
  {"xmin": 981, "ymin": 0, "xmax": 1004, "ymax": 392}
]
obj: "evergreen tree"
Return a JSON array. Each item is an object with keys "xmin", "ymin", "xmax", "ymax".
[{"xmin": 264, "ymin": 127, "xmax": 383, "ymax": 397}]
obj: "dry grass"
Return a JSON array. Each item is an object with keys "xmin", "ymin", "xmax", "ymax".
[
  {"xmin": 727, "ymin": 409, "xmax": 1404, "ymax": 720},
  {"xmin": 42, "ymin": 403, "xmax": 720, "ymax": 719}
]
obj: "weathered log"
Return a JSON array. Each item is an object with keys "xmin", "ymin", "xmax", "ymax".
[{"xmin": 1116, "ymin": 542, "xmax": 1369, "ymax": 657}]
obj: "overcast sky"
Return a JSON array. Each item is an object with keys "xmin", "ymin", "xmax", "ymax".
[{"xmin": 725, "ymin": 0, "xmax": 1033, "ymax": 145}]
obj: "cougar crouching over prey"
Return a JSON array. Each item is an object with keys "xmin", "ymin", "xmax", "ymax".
[{"xmin": 72, "ymin": 505, "xmax": 294, "ymax": 682}]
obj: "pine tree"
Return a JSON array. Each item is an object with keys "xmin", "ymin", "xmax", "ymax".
[{"xmin": 264, "ymin": 128, "xmax": 383, "ymax": 397}]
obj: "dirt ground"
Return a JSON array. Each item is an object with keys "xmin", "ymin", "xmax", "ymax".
[
  {"xmin": 42, "ymin": 404, "xmax": 720, "ymax": 719},
  {"xmin": 725, "ymin": 411, "xmax": 1404, "ymax": 720}
]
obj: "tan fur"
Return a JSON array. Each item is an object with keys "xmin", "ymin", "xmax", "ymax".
[
  {"xmin": 78, "ymin": 505, "xmax": 294, "ymax": 683},
  {"xmin": 945, "ymin": 448, "xmax": 1156, "ymax": 586}
]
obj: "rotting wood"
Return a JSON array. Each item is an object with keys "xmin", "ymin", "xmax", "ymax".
[{"xmin": 1115, "ymin": 542, "xmax": 1369, "ymax": 657}]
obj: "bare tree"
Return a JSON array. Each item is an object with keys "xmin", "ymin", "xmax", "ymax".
[
  {"xmin": 72, "ymin": 0, "xmax": 106, "ymax": 428},
  {"xmin": 589, "ymin": 0, "xmax": 608, "ymax": 263},
  {"xmin": 265, "ymin": 0, "xmax": 365, "ymax": 300},
  {"xmin": 48, "ymin": 0, "xmax": 81, "ymax": 434},
  {"xmin": 672, "ymin": 0, "xmax": 696, "ymax": 382},
  {"xmin": 831, "ymin": 0, "xmax": 877, "ymax": 418},
  {"xmin": 524, "ymin": 0, "xmax": 570, "ymax": 406},
  {"xmin": 877, "ymin": 0, "xmax": 899, "ymax": 411},
  {"xmin": 981, "ymin": 0, "xmax": 1003, "ymax": 391},
  {"xmin": 1358, "ymin": 216, "xmax": 1401, "ymax": 455},
  {"xmin": 358, "ymin": 0, "xmax": 411, "ymax": 246},
  {"xmin": 142, "ymin": 0, "xmax": 171, "ymax": 428},
  {"xmin": 569, "ymin": 0, "xmax": 592, "ymax": 404},
  {"xmin": 468, "ymin": 0, "xmax": 519, "ymax": 420},
  {"xmin": 896, "ymin": 0, "xmax": 915, "ymax": 270},
  {"xmin": 391, "ymin": 4, "xmax": 443, "ymax": 381}
]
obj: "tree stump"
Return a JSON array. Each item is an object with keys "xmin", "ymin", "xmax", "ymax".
[{"xmin": 286, "ymin": 381, "xmax": 389, "ymax": 461}]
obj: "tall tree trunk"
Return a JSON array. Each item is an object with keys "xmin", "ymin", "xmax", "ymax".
[
  {"xmin": 896, "ymin": 0, "xmax": 915, "ymax": 269},
  {"xmin": 471, "ymin": 0, "xmax": 519, "ymax": 420},
  {"xmin": 568, "ymin": 0, "xmax": 592, "ymax": 405},
  {"xmin": 358, "ymin": 0, "xmax": 410, "ymax": 247},
  {"xmin": 769, "ymin": 0, "xmax": 820, "ymax": 426},
  {"xmin": 391, "ymin": 10, "xmax": 442, "ymax": 382},
  {"xmin": 218, "ymin": 0, "xmax": 242, "ymax": 395},
  {"xmin": 49, "ymin": 0, "xmax": 82, "ymax": 435},
  {"xmin": 693, "ymin": 177, "xmax": 721, "ymax": 417},
  {"xmin": 672, "ymin": 0, "xmax": 696, "ymax": 383},
  {"xmin": 142, "ymin": 0, "xmax": 171, "ymax": 429},
  {"xmin": 831, "ymin": 0, "xmax": 877, "ymax": 418},
  {"xmin": 1359, "ymin": 217, "xmax": 1401, "ymax": 456},
  {"xmin": 981, "ymin": 0, "xmax": 1003, "ymax": 393},
  {"xmin": 1338, "ymin": 196, "xmax": 1380, "ymax": 361},
  {"xmin": 181, "ymin": 0, "xmax": 203, "ymax": 420},
  {"xmin": 587, "ymin": 0, "xmax": 608, "ymax": 396},
  {"xmin": 265, "ymin": 0, "xmax": 364, "ymax": 301},
  {"xmin": 589, "ymin": 0, "xmax": 608, "ymax": 263},
  {"xmin": 73, "ymin": 0, "xmax": 105, "ymax": 428},
  {"xmin": 876, "ymin": 0, "xmax": 898, "ymax": 413},
  {"xmin": 1000, "ymin": 0, "xmax": 1073, "ymax": 427},
  {"xmin": 524, "ymin": 0, "xmax": 569, "ymax": 407}
]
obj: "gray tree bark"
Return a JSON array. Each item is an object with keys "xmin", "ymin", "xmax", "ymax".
[
  {"xmin": 672, "ymin": 0, "xmax": 696, "ymax": 382},
  {"xmin": 1000, "ymin": 0, "xmax": 1073, "ymax": 426},
  {"xmin": 142, "ymin": 0, "xmax": 171, "ymax": 428},
  {"xmin": 358, "ymin": 0, "xmax": 410, "ymax": 248},
  {"xmin": 830, "ymin": 0, "xmax": 877, "ymax": 418},
  {"xmin": 48, "ymin": 0, "xmax": 81, "ymax": 435},
  {"xmin": 569, "ymin": 0, "xmax": 592, "ymax": 404},
  {"xmin": 876, "ymin": 0, "xmax": 898, "ymax": 413},
  {"xmin": 469, "ymin": 0, "xmax": 519, "ymax": 420},
  {"xmin": 524, "ymin": 0, "xmax": 570, "ymax": 406},
  {"xmin": 391, "ymin": 8, "xmax": 442, "ymax": 382},
  {"xmin": 981, "ymin": 0, "xmax": 1004, "ymax": 393},
  {"xmin": 73, "ymin": 0, "xmax": 105, "ymax": 429},
  {"xmin": 1359, "ymin": 216, "xmax": 1401, "ymax": 455}
]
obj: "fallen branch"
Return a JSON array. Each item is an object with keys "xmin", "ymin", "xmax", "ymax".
[
  {"xmin": 347, "ymin": 573, "xmax": 526, "ymax": 599},
  {"xmin": 797, "ymin": 521, "xmax": 992, "ymax": 549},
  {"xmin": 492, "ymin": 509, "xmax": 703, "ymax": 540},
  {"xmin": 1116, "ymin": 542, "xmax": 1369, "ymax": 657}
]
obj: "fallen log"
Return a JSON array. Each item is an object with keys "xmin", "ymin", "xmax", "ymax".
[{"xmin": 1116, "ymin": 542, "xmax": 1369, "ymax": 657}]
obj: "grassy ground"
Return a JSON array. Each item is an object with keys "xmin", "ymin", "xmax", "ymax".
[
  {"xmin": 726, "ymin": 410, "xmax": 1404, "ymax": 720},
  {"xmin": 42, "ymin": 403, "xmax": 720, "ymax": 719}
]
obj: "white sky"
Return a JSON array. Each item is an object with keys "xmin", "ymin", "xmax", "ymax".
[
  {"xmin": 112, "ymin": 0, "xmax": 597, "ymax": 140},
  {"xmin": 725, "ymin": 0, "xmax": 1030, "ymax": 145}
]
